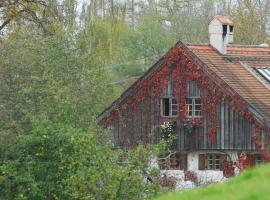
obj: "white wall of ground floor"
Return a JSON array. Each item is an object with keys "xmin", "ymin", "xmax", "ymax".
[{"xmin": 151, "ymin": 150, "xmax": 240, "ymax": 191}]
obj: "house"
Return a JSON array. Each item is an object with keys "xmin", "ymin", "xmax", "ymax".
[{"xmin": 98, "ymin": 16, "xmax": 270, "ymax": 186}]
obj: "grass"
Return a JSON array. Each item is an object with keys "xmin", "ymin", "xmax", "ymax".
[{"xmin": 155, "ymin": 164, "xmax": 270, "ymax": 200}]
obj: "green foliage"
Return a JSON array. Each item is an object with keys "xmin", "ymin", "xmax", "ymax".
[
  {"xmin": 149, "ymin": 123, "xmax": 177, "ymax": 157},
  {"xmin": 0, "ymin": 118, "xmax": 161, "ymax": 200},
  {"xmin": 0, "ymin": 32, "xmax": 121, "ymax": 133},
  {"xmin": 155, "ymin": 164, "xmax": 270, "ymax": 200},
  {"xmin": 1, "ymin": 0, "xmax": 270, "ymax": 199}
]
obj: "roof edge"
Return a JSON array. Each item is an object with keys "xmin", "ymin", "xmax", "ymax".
[
  {"xmin": 98, "ymin": 41, "xmax": 270, "ymax": 129},
  {"xmin": 184, "ymin": 44, "xmax": 270, "ymax": 128},
  {"xmin": 96, "ymin": 41, "xmax": 182, "ymax": 123}
]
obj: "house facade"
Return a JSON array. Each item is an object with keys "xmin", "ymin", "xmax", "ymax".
[{"xmin": 98, "ymin": 16, "xmax": 270, "ymax": 187}]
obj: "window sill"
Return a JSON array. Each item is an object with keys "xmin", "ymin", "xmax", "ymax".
[
  {"xmin": 160, "ymin": 115, "xmax": 179, "ymax": 118},
  {"xmin": 187, "ymin": 116, "xmax": 202, "ymax": 118}
]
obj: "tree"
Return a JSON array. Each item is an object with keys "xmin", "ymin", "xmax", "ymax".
[
  {"xmin": 0, "ymin": 0, "xmax": 48, "ymax": 32},
  {"xmin": 0, "ymin": 118, "xmax": 161, "ymax": 199}
]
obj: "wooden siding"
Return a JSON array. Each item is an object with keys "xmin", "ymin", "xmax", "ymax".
[{"xmin": 112, "ymin": 95, "xmax": 259, "ymax": 151}]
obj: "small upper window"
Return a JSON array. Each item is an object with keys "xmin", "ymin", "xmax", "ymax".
[
  {"xmin": 229, "ymin": 25, "xmax": 234, "ymax": 32},
  {"xmin": 186, "ymin": 98, "xmax": 201, "ymax": 117},
  {"xmin": 161, "ymin": 98, "xmax": 178, "ymax": 117},
  {"xmin": 186, "ymin": 80, "xmax": 201, "ymax": 117},
  {"xmin": 167, "ymin": 71, "xmax": 173, "ymax": 96},
  {"xmin": 223, "ymin": 24, "xmax": 228, "ymax": 36}
]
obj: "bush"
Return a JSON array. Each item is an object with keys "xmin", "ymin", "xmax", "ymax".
[{"xmin": 0, "ymin": 119, "xmax": 161, "ymax": 200}]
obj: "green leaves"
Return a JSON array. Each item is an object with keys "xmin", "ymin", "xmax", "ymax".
[{"xmin": 0, "ymin": 118, "xmax": 161, "ymax": 199}]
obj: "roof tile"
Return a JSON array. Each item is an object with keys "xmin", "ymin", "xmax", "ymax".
[{"xmin": 187, "ymin": 44, "xmax": 270, "ymax": 123}]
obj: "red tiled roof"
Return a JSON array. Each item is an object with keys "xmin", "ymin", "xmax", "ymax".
[
  {"xmin": 187, "ymin": 44, "xmax": 270, "ymax": 124},
  {"xmin": 227, "ymin": 45, "xmax": 270, "ymax": 57},
  {"xmin": 209, "ymin": 16, "xmax": 234, "ymax": 26},
  {"xmin": 98, "ymin": 41, "xmax": 270, "ymax": 127}
]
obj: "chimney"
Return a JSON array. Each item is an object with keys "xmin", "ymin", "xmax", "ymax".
[{"xmin": 209, "ymin": 16, "xmax": 234, "ymax": 55}]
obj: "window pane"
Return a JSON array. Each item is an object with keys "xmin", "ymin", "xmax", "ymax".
[
  {"xmin": 161, "ymin": 98, "xmax": 170, "ymax": 116},
  {"xmin": 172, "ymin": 99, "xmax": 177, "ymax": 104},
  {"xmin": 195, "ymin": 111, "xmax": 201, "ymax": 116},
  {"xmin": 172, "ymin": 111, "xmax": 178, "ymax": 116},
  {"xmin": 172, "ymin": 105, "xmax": 178, "ymax": 110},
  {"xmin": 186, "ymin": 98, "xmax": 193, "ymax": 116},
  {"xmin": 195, "ymin": 99, "xmax": 201, "ymax": 104},
  {"xmin": 194, "ymin": 98, "xmax": 201, "ymax": 117},
  {"xmin": 168, "ymin": 72, "xmax": 173, "ymax": 96},
  {"xmin": 195, "ymin": 105, "xmax": 201, "ymax": 110},
  {"xmin": 208, "ymin": 164, "xmax": 213, "ymax": 170}
]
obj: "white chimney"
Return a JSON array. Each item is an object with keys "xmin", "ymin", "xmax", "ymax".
[{"xmin": 209, "ymin": 16, "xmax": 234, "ymax": 55}]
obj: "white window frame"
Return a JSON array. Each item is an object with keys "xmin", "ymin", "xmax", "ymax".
[
  {"xmin": 160, "ymin": 98, "xmax": 178, "ymax": 117},
  {"xmin": 186, "ymin": 97, "xmax": 202, "ymax": 117},
  {"xmin": 206, "ymin": 154, "xmax": 221, "ymax": 170}
]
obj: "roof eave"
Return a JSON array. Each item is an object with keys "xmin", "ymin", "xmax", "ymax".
[{"xmin": 96, "ymin": 42, "xmax": 181, "ymax": 123}]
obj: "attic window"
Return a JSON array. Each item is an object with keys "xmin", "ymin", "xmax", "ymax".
[
  {"xmin": 160, "ymin": 98, "xmax": 178, "ymax": 117},
  {"xmin": 167, "ymin": 71, "xmax": 173, "ymax": 96},
  {"xmin": 229, "ymin": 25, "xmax": 234, "ymax": 32},
  {"xmin": 223, "ymin": 25, "xmax": 227, "ymax": 36},
  {"xmin": 256, "ymin": 67, "xmax": 270, "ymax": 82}
]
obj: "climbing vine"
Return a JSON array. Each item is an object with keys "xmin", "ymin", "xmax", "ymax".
[{"xmin": 102, "ymin": 44, "xmax": 270, "ymax": 161}]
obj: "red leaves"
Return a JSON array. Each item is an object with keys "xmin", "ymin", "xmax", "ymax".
[
  {"xmin": 222, "ymin": 160, "xmax": 235, "ymax": 178},
  {"xmin": 239, "ymin": 153, "xmax": 255, "ymax": 171},
  {"xmin": 252, "ymin": 130, "xmax": 270, "ymax": 162},
  {"xmin": 209, "ymin": 127, "xmax": 216, "ymax": 143},
  {"xmin": 108, "ymin": 45, "xmax": 270, "ymax": 149},
  {"xmin": 184, "ymin": 170, "xmax": 198, "ymax": 183}
]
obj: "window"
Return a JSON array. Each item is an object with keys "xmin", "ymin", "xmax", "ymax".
[
  {"xmin": 199, "ymin": 154, "xmax": 226, "ymax": 170},
  {"xmin": 229, "ymin": 25, "xmax": 234, "ymax": 32},
  {"xmin": 186, "ymin": 80, "xmax": 201, "ymax": 117},
  {"xmin": 161, "ymin": 98, "xmax": 178, "ymax": 117},
  {"xmin": 169, "ymin": 152, "xmax": 187, "ymax": 170},
  {"xmin": 186, "ymin": 98, "xmax": 201, "ymax": 117},
  {"xmin": 158, "ymin": 152, "xmax": 187, "ymax": 170},
  {"xmin": 256, "ymin": 67, "xmax": 270, "ymax": 82},
  {"xmin": 167, "ymin": 71, "xmax": 173, "ymax": 96},
  {"xmin": 223, "ymin": 24, "xmax": 227, "ymax": 36},
  {"xmin": 207, "ymin": 155, "xmax": 221, "ymax": 170}
]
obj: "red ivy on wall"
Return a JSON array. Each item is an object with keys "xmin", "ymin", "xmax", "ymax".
[{"xmin": 104, "ymin": 45, "xmax": 270, "ymax": 160}]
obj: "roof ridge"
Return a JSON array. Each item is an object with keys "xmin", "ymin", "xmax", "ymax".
[
  {"xmin": 185, "ymin": 43, "xmax": 210, "ymax": 46},
  {"xmin": 228, "ymin": 44, "xmax": 270, "ymax": 48}
]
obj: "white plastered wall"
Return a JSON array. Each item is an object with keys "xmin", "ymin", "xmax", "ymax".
[{"xmin": 153, "ymin": 151, "xmax": 240, "ymax": 191}]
